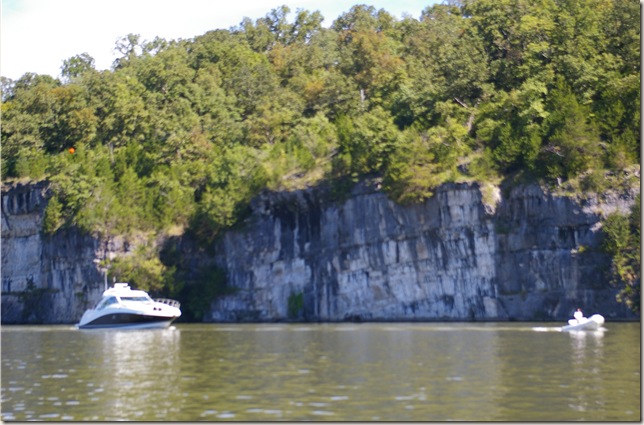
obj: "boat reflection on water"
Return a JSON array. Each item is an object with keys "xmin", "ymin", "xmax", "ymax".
[
  {"xmin": 568, "ymin": 328, "xmax": 605, "ymax": 357},
  {"xmin": 91, "ymin": 327, "xmax": 182, "ymax": 421},
  {"xmin": 566, "ymin": 326, "xmax": 606, "ymax": 413}
]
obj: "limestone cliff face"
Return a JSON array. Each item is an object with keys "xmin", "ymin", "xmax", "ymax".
[
  {"xmin": 2, "ymin": 182, "xmax": 123, "ymax": 324},
  {"xmin": 210, "ymin": 181, "xmax": 635, "ymax": 322},
  {"xmin": 1, "ymin": 179, "xmax": 637, "ymax": 324}
]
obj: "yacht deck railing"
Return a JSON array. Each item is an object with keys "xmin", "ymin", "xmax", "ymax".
[{"xmin": 155, "ymin": 298, "xmax": 181, "ymax": 309}]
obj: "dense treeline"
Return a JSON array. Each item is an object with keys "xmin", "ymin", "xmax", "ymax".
[{"xmin": 1, "ymin": 0, "xmax": 640, "ymax": 314}]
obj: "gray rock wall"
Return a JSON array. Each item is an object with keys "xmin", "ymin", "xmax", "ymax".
[
  {"xmin": 2, "ymin": 182, "xmax": 116, "ymax": 324},
  {"xmin": 1, "ymin": 179, "xmax": 637, "ymax": 324},
  {"xmin": 211, "ymin": 180, "xmax": 635, "ymax": 322}
]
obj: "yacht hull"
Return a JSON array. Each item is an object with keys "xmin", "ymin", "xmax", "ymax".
[{"xmin": 77, "ymin": 312, "xmax": 177, "ymax": 330}]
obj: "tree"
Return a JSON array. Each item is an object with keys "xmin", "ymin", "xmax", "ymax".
[
  {"xmin": 1, "ymin": 73, "xmax": 60, "ymax": 178},
  {"xmin": 110, "ymin": 245, "xmax": 168, "ymax": 294},
  {"xmin": 540, "ymin": 78, "xmax": 601, "ymax": 180},
  {"xmin": 463, "ymin": 0, "xmax": 533, "ymax": 89},
  {"xmin": 473, "ymin": 80, "xmax": 546, "ymax": 175},
  {"xmin": 189, "ymin": 145, "xmax": 267, "ymax": 244},
  {"xmin": 417, "ymin": 4, "xmax": 489, "ymax": 103},
  {"xmin": 290, "ymin": 68, "xmax": 361, "ymax": 119},
  {"xmin": 42, "ymin": 191, "xmax": 64, "ymax": 234},
  {"xmin": 217, "ymin": 43, "xmax": 279, "ymax": 118},
  {"xmin": 243, "ymin": 88, "xmax": 302, "ymax": 147},
  {"xmin": 149, "ymin": 165, "xmax": 195, "ymax": 230},
  {"xmin": 1, "ymin": 76, "xmax": 15, "ymax": 101},
  {"xmin": 89, "ymin": 71, "xmax": 150, "ymax": 158},
  {"xmin": 334, "ymin": 6, "xmax": 404, "ymax": 109},
  {"xmin": 113, "ymin": 33, "xmax": 143, "ymax": 69},
  {"xmin": 45, "ymin": 85, "xmax": 98, "ymax": 152},
  {"xmin": 61, "ymin": 53, "xmax": 96, "ymax": 81},
  {"xmin": 383, "ymin": 129, "xmax": 441, "ymax": 203},
  {"xmin": 335, "ymin": 107, "xmax": 401, "ymax": 176}
]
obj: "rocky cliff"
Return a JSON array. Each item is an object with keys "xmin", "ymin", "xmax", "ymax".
[
  {"xmin": 2, "ymin": 182, "xmax": 128, "ymax": 324},
  {"xmin": 210, "ymin": 180, "xmax": 636, "ymax": 322},
  {"xmin": 1, "ymin": 179, "xmax": 637, "ymax": 324}
]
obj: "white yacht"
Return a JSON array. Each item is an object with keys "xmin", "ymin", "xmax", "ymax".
[{"xmin": 77, "ymin": 283, "xmax": 181, "ymax": 329}]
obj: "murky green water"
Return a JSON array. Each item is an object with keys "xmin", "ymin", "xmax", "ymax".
[{"xmin": 1, "ymin": 322, "xmax": 640, "ymax": 421}]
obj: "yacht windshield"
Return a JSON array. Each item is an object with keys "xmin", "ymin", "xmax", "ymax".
[
  {"xmin": 121, "ymin": 296, "xmax": 152, "ymax": 303},
  {"xmin": 96, "ymin": 296, "xmax": 119, "ymax": 310}
]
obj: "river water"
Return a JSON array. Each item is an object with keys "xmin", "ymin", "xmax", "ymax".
[{"xmin": 1, "ymin": 322, "xmax": 640, "ymax": 421}]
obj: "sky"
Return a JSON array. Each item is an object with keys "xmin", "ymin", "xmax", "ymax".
[{"xmin": 1, "ymin": 0, "xmax": 438, "ymax": 81}]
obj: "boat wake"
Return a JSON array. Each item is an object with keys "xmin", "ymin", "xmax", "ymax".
[{"xmin": 531, "ymin": 326, "xmax": 563, "ymax": 332}]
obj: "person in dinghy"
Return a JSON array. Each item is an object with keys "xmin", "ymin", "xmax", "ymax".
[
  {"xmin": 562, "ymin": 308, "xmax": 605, "ymax": 331},
  {"xmin": 571, "ymin": 308, "xmax": 585, "ymax": 325}
]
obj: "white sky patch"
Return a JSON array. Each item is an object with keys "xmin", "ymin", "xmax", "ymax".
[{"xmin": 1, "ymin": 0, "xmax": 434, "ymax": 81}]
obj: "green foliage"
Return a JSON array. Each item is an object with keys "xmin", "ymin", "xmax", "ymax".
[
  {"xmin": 287, "ymin": 291, "xmax": 304, "ymax": 320},
  {"xmin": 384, "ymin": 117, "xmax": 472, "ymax": 203},
  {"xmin": 159, "ymin": 239, "xmax": 230, "ymax": 321},
  {"xmin": 13, "ymin": 149, "xmax": 49, "ymax": 180},
  {"xmin": 1, "ymin": 1, "xmax": 640, "ymax": 319},
  {"xmin": 602, "ymin": 195, "xmax": 640, "ymax": 314},
  {"xmin": 334, "ymin": 107, "xmax": 401, "ymax": 176},
  {"xmin": 42, "ymin": 193, "xmax": 63, "ymax": 234},
  {"xmin": 18, "ymin": 279, "xmax": 52, "ymax": 322},
  {"xmin": 177, "ymin": 265, "xmax": 228, "ymax": 322},
  {"xmin": 110, "ymin": 245, "xmax": 168, "ymax": 294},
  {"xmin": 188, "ymin": 145, "xmax": 268, "ymax": 245},
  {"xmin": 540, "ymin": 78, "xmax": 602, "ymax": 180},
  {"xmin": 61, "ymin": 53, "xmax": 96, "ymax": 81}
]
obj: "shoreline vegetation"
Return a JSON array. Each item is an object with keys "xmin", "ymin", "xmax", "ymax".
[{"xmin": 1, "ymin": 1, "xmax": 640, "ymax": 318}]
